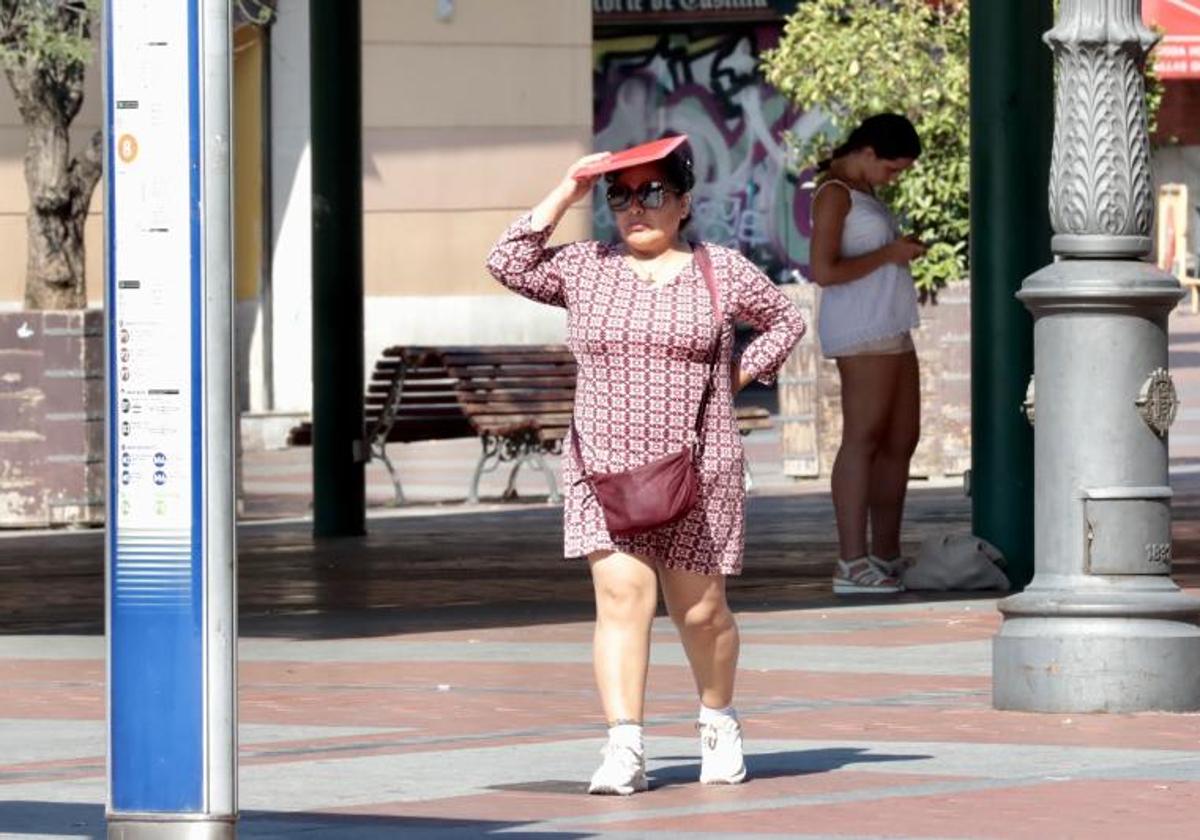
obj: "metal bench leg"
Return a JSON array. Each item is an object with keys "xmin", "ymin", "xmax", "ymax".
[
  {"xmin": 502, "ymin": 458, "xmax": 523, "ymax": 501},
  {"xmin": 530, "ymin": 449, "xmax": 561, "ymax": 503},
  {"xmin": 376, "ymin": 444, "xmax": 405, "ymax": 505},
  {"xmin": 470, "ymin": 438, "xmax": 502, "ymax": 504}
]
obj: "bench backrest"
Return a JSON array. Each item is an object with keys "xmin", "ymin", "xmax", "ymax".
[
  {"xmin": 366, "ymin": 348, "xmax": 473, "ymax": 442},
  {"xmin": 296, "ymin": 344, "xmax": 768, "ymax": 449},
  {"xmin": 368, "ymin": 345, "xmax": 576, "ymax": 444},
  {"xmin": 442, "ymin": 347, "xmax": 575, "ymax": 440}
]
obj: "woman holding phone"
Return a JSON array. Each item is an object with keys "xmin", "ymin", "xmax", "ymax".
[{"xmin": 808, "ymin": 113, "xmax": 925, "ymax": 595}]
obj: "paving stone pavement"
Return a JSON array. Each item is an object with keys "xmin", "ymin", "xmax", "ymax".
[
  {"xmin": 4, "ymin": 475, "xmax": 1200, "ymax": 840},
  {"xmin": 4, "ymin": 583, "xmax": 1200, "ymax": 839},
  {"xmin": 4, "ymin": 313, "xmax": 1200, "ymax": 838}
]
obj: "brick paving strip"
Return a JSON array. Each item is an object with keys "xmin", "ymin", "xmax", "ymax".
[
  {"xmin": 3, "ymin": 500, "xmax": 1200, "ymax": 839},
  {"xmin": 3, "ymin": 314, "xmax": 1200, "ymax": 838}
]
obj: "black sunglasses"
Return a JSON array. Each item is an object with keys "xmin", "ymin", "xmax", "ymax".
[{"xmin": 605, "ymin": 180, "xmax": 681, "ymax": 212}]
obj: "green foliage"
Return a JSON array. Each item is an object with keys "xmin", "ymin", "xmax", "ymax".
[
  {"xmin": 234, "ymin": 0, "xmax": 277, "ymax": 28},
  {"xmin": 762, "ymin": 0, "xmax": 969, "ymax": 290},
  {"xmin": 0, "ymin": 1, "xmax": 97, "ymax": 77},
  {"xmin": 1145, "ymin": 31, "xmax": 1166, "ymax": 140}
]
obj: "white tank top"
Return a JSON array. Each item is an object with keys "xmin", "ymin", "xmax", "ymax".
[{"xmin": 812, "ymin": 179, "xmax": 919, "ymax": 356}]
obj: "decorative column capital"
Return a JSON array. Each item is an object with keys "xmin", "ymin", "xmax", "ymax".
[
  {"xmin": 1045, "ymin": 0, "xmax": 1158, "ymax": 52},
  {"xmin": 1046, "ymin": 0, "xmax": 1159, "ymax": 258}
]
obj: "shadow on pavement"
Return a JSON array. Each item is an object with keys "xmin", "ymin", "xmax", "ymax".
[
  {"xmin": 0, "ymin": 801, "xmax": 593, "ymax": 839},
  {"xmin": 3, "ymin": 480, "xmax": 1197, "ymax": 639},
  {"xmin": 477, "ymin": 747, "xmax": 932, "ymax": 796},
  {"xmin": 242, "ymin": 812, "xmax": 592, "ymax": 839},
  {"xmin": 647, "ymin": 746, "xmax": 933, "ymax": 788},
  {"xmin": 0, "ymin": 485, "xmax": 972, "ymax": 637},
  {"xmin": 0, "ymin": 802, "xmax": 106, "ymax": 839}
]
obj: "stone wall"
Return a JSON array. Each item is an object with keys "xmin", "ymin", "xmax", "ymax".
[
  {"xmin": 0, "ymin": 311, "xmax": 104, "ymax": 527},
  {"xmin": 779, "ymin": 282, "xmax": 971, "ymax": 480}
]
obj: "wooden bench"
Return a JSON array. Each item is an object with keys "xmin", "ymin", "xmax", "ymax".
[
  {"xmin": 289, "ymin": 345, "xmax": 573, "ymax": 504},
  {"xmin": 289, "ymin": 344, "xmax": 773, "ymax": 504}
]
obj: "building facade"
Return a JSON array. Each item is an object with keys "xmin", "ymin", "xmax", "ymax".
[
  {"xmin": 255, "ymin": 0, "xmax": 593, "ymax": 419},
  {"xmin": 1146, "ymin": 0, "xmax": 1200, "ymax": 263},
  {"xmin": 0, "ymin": 0, "xmax": 1195, "ymax": 433}
]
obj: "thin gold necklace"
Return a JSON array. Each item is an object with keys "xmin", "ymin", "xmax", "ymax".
[
  {"xmin": 627, "ymin": 246, "xmax": 687, "ymax": 286},
  {"xmin": 630, "ymin": 258, "xmax": 664, "ymax": 285}
]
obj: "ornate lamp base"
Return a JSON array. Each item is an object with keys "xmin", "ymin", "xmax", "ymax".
[{"xmin": 995, "ymin": 585, "xmax": 1200, "ymax": 712}]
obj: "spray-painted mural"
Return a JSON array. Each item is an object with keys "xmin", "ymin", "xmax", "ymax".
[{"xmin": 594, "ymin": 28, "xmax": 823, "ymax": 282}]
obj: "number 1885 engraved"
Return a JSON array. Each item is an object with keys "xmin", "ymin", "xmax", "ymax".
[{"xmin": 1145, "ymin": 543, "xmax": 1172, "ymax": 566}]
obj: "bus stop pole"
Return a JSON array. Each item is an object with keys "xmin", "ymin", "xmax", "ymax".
[{"xmin": 105, "ymin": 0, "xmax": 237, "ymax": 835}]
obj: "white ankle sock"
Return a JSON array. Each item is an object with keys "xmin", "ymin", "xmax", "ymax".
[
  {"xmin": 608, "ymin": 722, "xmax": 644, "ymax": 753},
  {"xmin": 698, "ymin": 704, "xmax": 737, "ymax": 725}
]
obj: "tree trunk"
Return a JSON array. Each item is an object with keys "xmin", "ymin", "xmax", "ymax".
[
  {"xmin": 4, "ymin": 63, "xmax": 102, "ymax": 311},
  {"xmin": 24, "ymin": 119, "xmax": 82, "ymax": 309}
]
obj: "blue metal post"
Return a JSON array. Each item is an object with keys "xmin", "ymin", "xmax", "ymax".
[{"xmin": 105, "ymin": 0, "xmax": 237, "ymax": 836}]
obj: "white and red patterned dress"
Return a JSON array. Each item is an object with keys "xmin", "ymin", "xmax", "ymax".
[{"xmin": 487, "ymin": 213, "xmax": 805, "ymax": 575}]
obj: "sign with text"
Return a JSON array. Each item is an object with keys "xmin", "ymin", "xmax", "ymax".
[
  {"xmin": 106, "ymin": 0, "xmax": 236, "ymax": 830},
  {"xmin": 1144, "ymin": 0, "xmax": 1200, "ymax": 79},
  {"xmin": 594, "ymin": 0, "xmax": 798, "ymax": 24},
  {"xmin": 107, "ymin": 0, "xmax": 205, "ymax": 812}
]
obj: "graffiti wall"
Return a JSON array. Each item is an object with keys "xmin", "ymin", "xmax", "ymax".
[{"xmin": 594, "ymin": 27, "xmax": 822, "ymax": 282}]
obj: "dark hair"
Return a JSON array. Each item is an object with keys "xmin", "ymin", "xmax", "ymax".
[
  {"xmin": 659, "ymin": 145, "xmax": 696, "ymax": 194},
  {"xmin": 818, "ymin": 113, "xmax": 921, "ymax": 171},
  {"xmin": 605, "ymin": 141, "xmax": 696, "ymax": 227}
]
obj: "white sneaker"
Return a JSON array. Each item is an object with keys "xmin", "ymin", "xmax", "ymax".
[
  {"xmin": 698, "ymin": 715, "xmax": 747, "ymax": 785},
  {"xmin": 587, "ymin": 742, "xmax": 648, "ymax": 795},
  {"xmin": 832, "ymin": 556, "xmax": 904, "ymax": 595}
]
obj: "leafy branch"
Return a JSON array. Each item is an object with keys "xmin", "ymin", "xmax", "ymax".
[{"xmin": 0, "ymin": 0, "xmax": 96, "ymax": 78}]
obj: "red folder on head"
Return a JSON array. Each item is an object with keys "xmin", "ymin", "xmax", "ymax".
[{"xmin": 575, "ymin": 135, "xmax": 689, "ymax": 178}]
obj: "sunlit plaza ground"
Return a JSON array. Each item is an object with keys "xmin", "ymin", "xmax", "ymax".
[{"xmin": 4, "ymin": 311, "xmax": 1200, "ymax": 838}]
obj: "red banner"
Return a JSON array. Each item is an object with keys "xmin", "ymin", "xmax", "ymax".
[{"xmin": 1144, "ymin": 0, "xmax": 1200, "ymax": 79}]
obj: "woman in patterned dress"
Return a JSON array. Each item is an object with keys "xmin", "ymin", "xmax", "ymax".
[
  {"xmin": 808, "ymin": 114, "xmax": 925, "ymax": 595},
  {"xmin": 486, "ymin": 142, "xmax": 804, "ymax": 795}
]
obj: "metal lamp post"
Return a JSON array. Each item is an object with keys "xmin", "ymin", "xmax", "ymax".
[{"xmin": 992, "ymin": 0, "xmax": 1200, "ymax": 712}]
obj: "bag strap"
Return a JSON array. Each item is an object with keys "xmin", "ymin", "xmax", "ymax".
[
  {"xmin": 571, "ymin": 243, "xmax": 723, "ymax": 478},
  {"xmin": 694, "ymin": 243, "xmax": 721, "ymax": 322}
]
